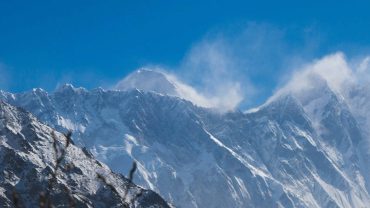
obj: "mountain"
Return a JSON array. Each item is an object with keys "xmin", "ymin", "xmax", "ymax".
[
  {"xmin": 116, "ymin": 68, "xmax": 179, "ymax": 96},
  {"xmin": 115, "ymin": 68, "xmax": 212, "ymax": 108},
  {"xmin": 0, "ymin": 100, "xmax": 171, "ymax": 208},
  {"xmin": 1, "ymin": 69, "xmax": 370, "ymax": 207}
]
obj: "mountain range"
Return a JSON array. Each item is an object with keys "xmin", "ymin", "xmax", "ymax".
[{"xmin": 1, "ymin": 62, "xmax": 370, "ymax": 207}]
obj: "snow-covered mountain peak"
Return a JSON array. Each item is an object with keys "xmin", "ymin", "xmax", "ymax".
[
  {"xmin": 263, "ymin": 64, "xmax": 350, "ymax": 121},
  {"xmin": 116, "ymin": 68, "xmax": 179, "ymax": 96},
  {"xmin": 55, "ymin": 83, "xmax": 88, "ymax": 94},
  {"xmin": 115, "ymin": 68, "xmax": 218, "ymax": 109},
  {"xmin": 261, "ymin": 94, "xmax": 303, "ymax": 113},
  {"xmin": 31, "ymin": 87, "xmax": 47, "ymax": 95},
  {"xmin": 265, "ymin": 53, "xmax": 355, "ymax": 111}
]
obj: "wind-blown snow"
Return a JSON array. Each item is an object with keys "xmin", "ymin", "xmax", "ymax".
[{"xmin": 115, "ymin": 68, "xmax": 239, "ymax": 111}]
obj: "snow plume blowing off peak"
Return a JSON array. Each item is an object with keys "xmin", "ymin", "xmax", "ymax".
[
  {"xmin": 270, "ymin": 52, "xmax": 370, "ymax": 101},
  {"xmin": 115, "ymin": 51, "xmax": 370, "ymax": 112},
  {"xmin": 115, "ymin": 67, "xmax": 242, "ymax": 111}
]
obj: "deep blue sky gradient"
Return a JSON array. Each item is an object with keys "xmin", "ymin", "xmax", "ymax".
[{"xmin": 1, "ymin": 0, "xmax": 370, "ymax": 105}]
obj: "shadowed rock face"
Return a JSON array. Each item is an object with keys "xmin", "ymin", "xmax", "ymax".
[
  {"xmin": 0, "ymin": 101, "xmax": 171, "ymax": 208},
  {"xmin": 1, "ymin": 78, "xmax": 370, "ymax": 207}
]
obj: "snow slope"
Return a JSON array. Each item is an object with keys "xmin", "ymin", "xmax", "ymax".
[{"xmin": 0, "ymin": 100, "xmax": 170, "ymax": 208}]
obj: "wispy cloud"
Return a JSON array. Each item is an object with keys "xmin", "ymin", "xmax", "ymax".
[
  {"xmin": 114, "ymin": 38, "xmax": 250, "ymax": 111},
  {"xmin": 177, "ymin": 36, "xmax": 248, "ymax": 110},
  {"xmin": 173, "ymin": 22, "xmax": 323, "ymax": 109},
  {"xmin": 114, "ymin": 22, "xmax": 327, "ymax": 111},
  {"xmin": 354, "ymin": 55, "xmax": 370, "ymax": 84},
  {"xmin": 269, "ymin": 52, "xmax": 370, "ymax": 103},
  {"xmin": 114, "ymin": 22, "xmax": 370, "ymax": 112},
  {"xmin": 275, "ymin": 53, "xmax": 352, "ymax": 95}
]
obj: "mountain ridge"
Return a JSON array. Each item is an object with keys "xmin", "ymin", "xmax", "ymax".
[
  {"xmin": 0, "ymin": 100, "xmax": 171, "ymax": 208},
  {"xmin": 1, "ymin": 78, "xmax": 370, "ymax": 207}
]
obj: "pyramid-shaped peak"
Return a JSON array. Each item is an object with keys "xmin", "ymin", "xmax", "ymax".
[{"xmin": 115, "ymin": 68, "xmax": 179, "ymax": 96}]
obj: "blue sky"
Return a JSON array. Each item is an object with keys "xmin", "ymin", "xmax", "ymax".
[{"xmin": 1, "ymin": 0, "xmax": 370, "ymax": 107}]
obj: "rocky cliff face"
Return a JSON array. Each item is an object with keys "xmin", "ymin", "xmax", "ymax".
[{"xmin": 0, "ymin": 100, "xmax": 170, "ymax": 208}]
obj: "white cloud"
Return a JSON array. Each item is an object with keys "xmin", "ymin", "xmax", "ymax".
[
  {"xmin": 115, "ymin": 50, "xmax": 370, "ymax": 112},
  {"xmin": 280, "ymin": 52, "xmax": 353, "ymax": 94},
  {"xmin": 115, "ymin": 23, "xmax": 369, "ymax": 112},
  {"xmin": 173, "ymin": 22, "xmax": 322, "ymax": 110},
  {"xmin": 164, "ymin": 72, "xmax": 215, "ymax": 108},
  {"xmin": 354, "ymin": 56, "xmax": 370, "ymax": 84},
  {"xmin": 177, "ymin": 39, "xmax": 248, "ymax": 110},
  {"xmin": 114, "ymin": 66, "xmax": 241, "ymax": 111},
  {"xmin": 268, "ymin": 52, "xmax": 370, "ymax": 105},
  {"xmin": 168, "ymin": 73, "xmax": 244, "ymax": 110},
  {"xmin": 117, "ymin": 25, "xmax": 277, "ymax": 111}
]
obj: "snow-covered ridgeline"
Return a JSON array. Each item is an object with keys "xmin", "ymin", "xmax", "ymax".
[{"xmin": 1, "ymin": 66, "xmax": 370, "ymax": 207}]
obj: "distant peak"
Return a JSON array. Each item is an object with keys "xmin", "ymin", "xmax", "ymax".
[
  {"xmin": 32, "ymin": 88, "xmax": 46, "ymax": 92},
  {"xmin": 135, "ymin": 68, "xmax": 170, "ymax": 79},
  {"xmin": 57, "ymin": 83, "xmax": 75, "ymax": 90},
  {"xmin": 55, "ymin": 83, "xmax": 87, "ymax": 94},
  {"xmin": 260, "ymin": 93, "xmax": 300, "ymax": 111},
  {"xmin": 114, "ymin": 68, "xmax": 238, "ymax": 110},
  {"xmin": 31, "ymin": 88, "xmax": 48, "ymax": 95},
  {"xmin": 115, "ymin": 68, "xmax": 178, "ymax": 96},
  {"xmin": 136, "ymin": 67, "xmax": 161, "ymax": 74}
]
